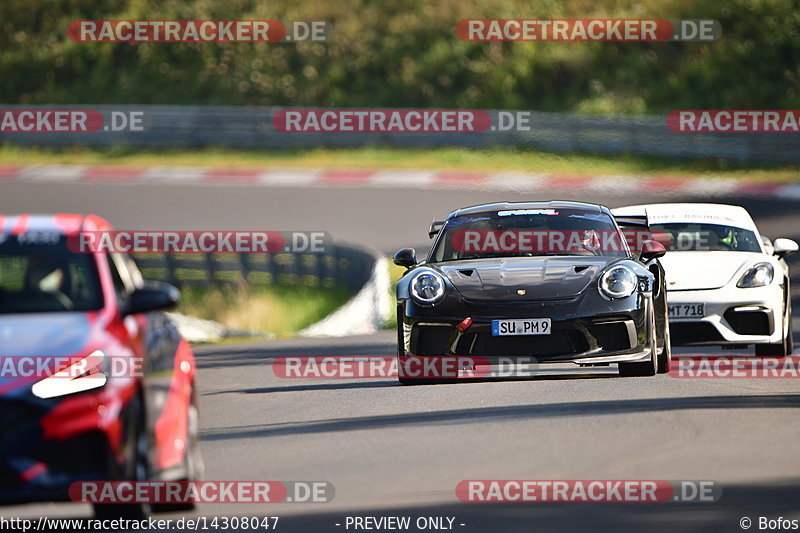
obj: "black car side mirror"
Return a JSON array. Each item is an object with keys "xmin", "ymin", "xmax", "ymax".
[
  {"xmin": 393, "ymin": 248, "xmax": 417, "ymax": 269},
  {"xmin": 124, "ymin": 281, "xmax": 180, "ymax": 315},
  {"xmin": 639, "ymin": 240, "xmax": 666, "ymax": 262}
]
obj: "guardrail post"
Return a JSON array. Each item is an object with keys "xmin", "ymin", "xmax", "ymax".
[
  {"xmin": 164, "ymin": 253, "xmax": 179, "ymax": 288},
  {"xmin": 205, "ymin": 252, "xmax": 216, "ymax": 286}
]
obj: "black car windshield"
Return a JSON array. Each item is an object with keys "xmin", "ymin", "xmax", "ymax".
[
  {"xmin": 0, "ymin": 234, "xmax": 104, "ymax": 313},
  {"xmin": 650, "ymin": 223, "xmax": 762, "ymax": 252},
  {"xmin": 430, "ymin": 207, "xmax": 629, "ymax": 262}
]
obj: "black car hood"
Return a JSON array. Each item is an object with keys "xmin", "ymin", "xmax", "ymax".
[{"xmin": 436, "ymin": 256, "xmax": 617, "ymax": 301}]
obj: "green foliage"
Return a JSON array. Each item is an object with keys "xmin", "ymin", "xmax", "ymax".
[
  {"xmin": 177, "ymin": 284, "xmax": 352, "ymax": 337},
  {"xmin": 1, "ymin": 0, "xmax": 798, "ymax": 113}
]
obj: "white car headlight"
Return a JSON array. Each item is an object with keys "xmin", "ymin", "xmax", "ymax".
[
  {"xmin": 32, "ymin": 350, "xmax": 107, "ymax": 399},
  {"xmin": 737, "ymin": 262, "xmax": 774, "ymax": 288},
  {"xmin": 599, "ymin": 265, "xmax": 638, "ymax": 299},
  {"xmin": 410, "ymin": 271, "xmax": 446, "ymax": 305}
]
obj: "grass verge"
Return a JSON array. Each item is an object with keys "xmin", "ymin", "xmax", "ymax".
[
  {"xmin": 177, "ymin": 285, "xmax": 352, "ymax": 339},
  {"xmin": 1, "ymin": 145, "xmax": 799, "ymax": 181}
]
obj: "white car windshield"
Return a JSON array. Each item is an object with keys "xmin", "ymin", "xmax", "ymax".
[
  {"xmin": 431, "ymin": 208, "xmax": 629, "ymax": 262},
  {"xmin": 650, "ymin": 223, "xmax": 761, "ymax": 252}
]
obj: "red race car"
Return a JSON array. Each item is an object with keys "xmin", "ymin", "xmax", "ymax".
[{"xmin": 0, "ymin": 214, "xmax": 203, "ymax": 518}]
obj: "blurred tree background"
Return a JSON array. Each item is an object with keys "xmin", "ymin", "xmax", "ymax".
[{"xmin": 1, "ymin": 0, "xmax": 798, "ymax": 114}]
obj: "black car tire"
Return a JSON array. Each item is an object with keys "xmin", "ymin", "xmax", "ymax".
[
  {"xmin": 657, "ymin": 309, "xmax": 672, "ymax": 374},
  {"xmin": 398, "ymin": 376, "xmax": 426, "ymax": 386},
  {"xmin": 398, "ymin": 353, "xmax": 428, "ymax": 385},
  {"xmin": 619, "ymin": 301, "xmax": 658, "ymax": 377},
  {"xmin": 756, "ymin": 290, "xmax": 792, "ymax": 357}
]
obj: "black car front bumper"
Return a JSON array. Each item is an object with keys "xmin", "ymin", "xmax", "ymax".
[
  {"xmin": 399, "ymin": 293, "xmax": 654, "ymax": 365},
  {"xmin": 0, "ymin": 399, "xmax": 109, "ymax": 505}
]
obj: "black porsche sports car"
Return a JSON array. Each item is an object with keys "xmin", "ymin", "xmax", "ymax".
[{"xmin": 393, "ymin": 201, "xmax": 671, "ymax": 384}]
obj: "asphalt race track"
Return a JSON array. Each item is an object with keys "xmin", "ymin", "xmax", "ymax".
[{"xmin": 2, "ymin": 180, "xmax": 800, "ymax": 532}]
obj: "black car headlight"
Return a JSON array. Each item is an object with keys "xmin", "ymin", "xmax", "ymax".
[
  {"xmin": 737, "ymin": 262, "xmax": 774, "ymax": 288},
  {"xmin": 410, "ymin": 270, "xmax": 446, "ymax": 305},
  {"xmin": 599, "ymin": 265, "xmax": 638, "ymax": 299}
]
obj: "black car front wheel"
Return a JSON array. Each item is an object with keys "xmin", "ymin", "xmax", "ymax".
[
  {"xmin": 618, "ymin": 302, "xmax": 658, "ymax": 377},
  {"xmin": 657, "ymin": 308, "xmax": 672, "ymax": 374},
  {"xmin": 755, "ymin": 287, "xmax": 792, "ymax": 357}
]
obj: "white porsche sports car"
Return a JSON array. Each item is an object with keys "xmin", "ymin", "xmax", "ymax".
[{"xmin": 613, "ymin": 203, "xmax": 797, "ymax": 356}]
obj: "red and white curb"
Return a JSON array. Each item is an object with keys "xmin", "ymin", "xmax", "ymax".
[{"xmin": 2, "ymin": 164, "xmax": 799, "ymax": 200}]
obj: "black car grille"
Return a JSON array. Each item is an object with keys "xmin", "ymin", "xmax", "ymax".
[
  {"xmin": 35, "ymin": 431, "xmax": 109, "ymax": 474},
  {"xmin": 410, "ymin": 319, "xmax": 637, "ymax": 357},
  {"xmin": 456, "ymin": 330, "xmax": 590, "ymax": 357},
  {"xmin": 588, "ymin": 321, "xmax": 633, "ymax": 351},
  {"xmin": 0, "ymin": 400, "xmax": 108, "ymax": 482},
  {"xmin": 670, "ymin": 322, "xmax": 724, "ymax": 344},
  {"xmin": 0, "ymin": 401, "xmax": 44, "ymax": 453},
  {"xmin": 723, "ymin": 309, "xmax": 772, "ymax": 336},
  {"xmin": 411, "ymin": 324, "xmax": 454, "ymax": 356}
]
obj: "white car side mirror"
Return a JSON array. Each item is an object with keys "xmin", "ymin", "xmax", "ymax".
[{"xmin": 772, "ymin": 238, "xmax": 798, "ymax": 258}]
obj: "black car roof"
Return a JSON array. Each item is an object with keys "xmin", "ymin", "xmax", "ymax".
[{"xmin": 447, "ymin": 201, "xmax": 610, "ymax": 220}]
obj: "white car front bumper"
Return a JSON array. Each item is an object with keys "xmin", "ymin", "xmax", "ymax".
[{"xmin": 667, "ymin": 284, "xmax": 784, "ymax": 345}]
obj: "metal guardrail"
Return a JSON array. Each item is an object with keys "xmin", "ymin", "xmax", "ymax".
[
  {"xmin": 132, "ymin": 244, "xmax": 375, "ymax": 293},
  {"xmin": 1, "ymin": 105, "xmax": 798, "ymax": 163}
]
